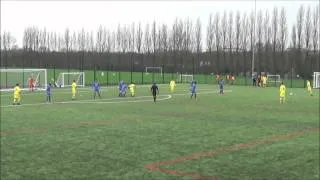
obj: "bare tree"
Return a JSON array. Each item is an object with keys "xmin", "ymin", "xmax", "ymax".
[
  {"xmin": 159, "ymin": 23, "xmax": 168, "ymax": 67},
  {"xmin": 235, "ymin": 11, "xmax": 242, "ymax": 72},
  {"xmin": 296, "ymin": 5, "xmax": 305, "ymax": 75},
  {"xmin": 304, "ymin": 6, "xmax": 312, "ymax": 77},
  {"xmin": 249, "ymin": 11, "xmax": 255, "ymax": 73},
  {"xmin": 241, "ymin": 13, "xmax": 250, "ymax": 74},
  {"xmin": 96, "ymin": 25, "xmax": 104, "ymax": 54},
  {"xmin": 195, "ymin": 17, "xmax": 202, "ymax": 73},
  {"xmin": 291, "ymin": 24, "xmax": 297, "ymax": 49},
  {"xmin": 228, "ymin": 11, "xmax": 234, "ymax": 71},
  {"xmin": 214, "ymin": 12, "xmax": 221, "ymax": 72},
  {"xmin": 272, "ymin": 6, "xmax": 278, "ymax": 73},
  {"xmin": 136, "ymin": 22, "xmax": 143, "ymax": 54},
  {"xmin": 256, "ymin": 10, "xmax": 263, "ymax": 72},
  {"xmin": 312, "ymin": 5, "xmax": 319, "ymax": 71},
  {"xmin": 279, "ymin": 7, "xmax": 288, "ymax": 74},
  {"xmin": 183, "ymin": 18, "xmax": 193, "ymax": 54},
  {"xmin": 263, "ymin": 10, "xmax": 271, "ymax": 72},
  {"xmin": 143, "ymin": 23, "xmax": 151, "ymax": 55},
  {"xmin": 206, "ymin": 13, "xmax": 214, "ymax": 54},
  {"xmin": 304, "ymin": 6, "xmax": 312, "ymax": 51},
  {"xmin": 1, "ymin": 31, "xmax": 17, "ymax": 67},
  {"xmin": 312, "ymin": 5, "xmax": 319, "ymax": 54},
  {"xmin": 221, "ymin": 11, "xmax": 228, "ymax": 71},
  {"xmin": 297, "ymin": 5, "xmax": 305, "ymax": 50}
]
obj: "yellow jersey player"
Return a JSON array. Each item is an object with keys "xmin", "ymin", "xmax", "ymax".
[
  {"xmin": 306, "ymin": 80, "xmax": 313, "ymax": 96},
  {"xmin": 279, "ymin": 82, "xmax": 286, "ymax": 104},
  {"xmin": 128, "ymin": 82, "xmax": 136, "ymax": 97},
  {"xmin": 169, "ymin": 80, "xmax": 176, "ymax": 93},
  {"xmin": 13, "ymin": 83, "xmax": 22, "ymax": 105},
  {"xmin": 71, "ymin": 80, "xmax": 77, "ymax": 100}
]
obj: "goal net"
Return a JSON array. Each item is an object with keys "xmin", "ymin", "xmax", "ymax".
[
  {"xmin": 0, "ymin": 68, "xmax": 47, "ymax": 91},
  {"xmin": 267, "ymin": 74, "xmax": 281, "ymax": 86},
  {"xmin": 145, "ymin": 67, "xmax": 162, "ymax": 76},
  {"xmin": 178, "ymin": 74, "xmax": 194, "ymax": 83},
  {"xmin": 313, "ymin": 72, "xmax": 320, "ymax": 88},
  {"xmin": 55, "ymin": 72, "xmax": 85, "ymax": 88}
]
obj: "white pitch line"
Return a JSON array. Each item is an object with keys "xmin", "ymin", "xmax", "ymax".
[
  {"xmin": 0, "ymin": 95, "xmax": 172, "ymax": 108},
  {"xmin": 0, "ymin": 90, "xmax": 232, "ymax": 108},
  {"xmin": 0, "ymin": 86, "xmax": 219, "ymax": 97}
]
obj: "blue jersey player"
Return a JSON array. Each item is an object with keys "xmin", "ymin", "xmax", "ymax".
[
  {"xmin": 190, "ymin": 80, "xmax": 197, "ymax": 99},
  {"xmin": 118, "ymin": 80, "xmax": 124, "ymax": 97},
  {"xmin": 92, "ymin": 80, "xmax": 101, "ymax": 99},
  {"xmin": 46, "ymin": 83, "xmax": 52, "ymax": 103},
  {"xmin": 120, "ymin": 83, "xmax": 127, "ymax": 97},
  {"xmin": 219, "ymin": 79, "xmax": 224, "ymax": 94}
]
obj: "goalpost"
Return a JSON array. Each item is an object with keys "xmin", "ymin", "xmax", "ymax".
[
  {"xmin": 267, "ymin": 74, "xmax": 281, "ymax": 86},
  {"xmin": 55, "ymin": 72, "xmax": 85, "ymax": 88},
  {"xmin": 313, "ymin": 72, "xmax": 320, "ymax": 88},
  {"xmin": 178, "ymin": 74, "xmax": 194, "ymax": 83},
  {"xmin": 0, "ymin": 68, "xmax": 47, "ymax": 91},
  {"xmin": 145, "ymin": 67, "xmax": 163, "ymax": 76}
]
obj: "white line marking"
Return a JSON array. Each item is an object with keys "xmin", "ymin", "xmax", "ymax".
[{"xmin": 0, "ymin": 90, "xmax": 232, "ymax": 108}]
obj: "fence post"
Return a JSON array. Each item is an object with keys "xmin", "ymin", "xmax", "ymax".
[
  {"xmin": 162, "ymin": 65, "xmax": 165, "ymax": 84},
  {"xmin": 53, "ymin": 65, "xmax": 56, "ymax": 85},
  {"xmin": 142, "ymin": 71, "xmax": 144, "ymax": 84},
  {"xmin": 106, "ymin": 65, "xmax": 109, "ymax": 86},
  {"xmin": 118, "ymin": 71, "xmax": 121, "ymax": 83},
  {"xmin": 94, "ymin": 64, "xmax": 96, "ymax": 82}
]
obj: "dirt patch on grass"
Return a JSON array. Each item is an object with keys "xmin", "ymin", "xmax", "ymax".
[
  {"xmin": 144, "ymin": 127, "xmax": 320, "ymax": 180},
  {"xmin": 0, "ymin": 120, "xmax": 111, "ymax": 137}
]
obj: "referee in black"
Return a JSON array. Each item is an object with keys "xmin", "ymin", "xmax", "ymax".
[{"xmin": 150, "ymin": 82, "xmax": 159, "ymax": 103}]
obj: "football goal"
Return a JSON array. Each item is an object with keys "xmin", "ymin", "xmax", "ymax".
[
  {"xmin": 267, "ymin": 74, "xmax": 281, "ymax": 86},
  {"xmin": 178, "ymin": 74, "xmax": 194, "ymax": 83},
  {"xmin": 313, "ymin": 72, "xmax": 320, "ymax": 88},
  {"xmin": 145, "ymin": 67, "xmax": 162, "ymax": 76},
  {"xmin": 55, "ymin": 72, "xmax": 85, "ymax": 88},
  {"xmin": 0, "ymin": 68, "xmax": 47, "ymax": 91}
]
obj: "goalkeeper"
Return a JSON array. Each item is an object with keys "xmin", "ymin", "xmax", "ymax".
[{"xmin": 92, "ymin": 80, "xmax": 102, "ymax": 99}]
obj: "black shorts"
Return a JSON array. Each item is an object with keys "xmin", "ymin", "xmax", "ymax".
[{"xmin": 152, "ymin": 92, "xmax": 157, "ymax": 96}]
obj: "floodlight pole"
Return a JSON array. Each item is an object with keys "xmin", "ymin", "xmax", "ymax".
[{"xmin": 251, "ymin": 0, "xmax": 257, "ymax": 76}]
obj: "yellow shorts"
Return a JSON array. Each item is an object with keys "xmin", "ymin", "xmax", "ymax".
[
  {"xmin": 308, "ymin": 87, "xmax": 311, "ymax": 92},
  {"xmin": 280, "ymin": 94, "xmax": 285, "ymax": 98}
]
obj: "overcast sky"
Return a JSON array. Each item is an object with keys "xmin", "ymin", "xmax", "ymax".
[{"xmin": 1, "ymin": 0, "xmax": 319, "ymax": 47}]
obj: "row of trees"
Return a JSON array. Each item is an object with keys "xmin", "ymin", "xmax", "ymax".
[{"xmin": 1, "ymin": 5, "xmax": 319, "ymax": 76}]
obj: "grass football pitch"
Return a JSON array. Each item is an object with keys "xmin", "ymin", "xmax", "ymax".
[{"xmin": 0, "ymin": 84, "xmax": 319, "ymax": 180}]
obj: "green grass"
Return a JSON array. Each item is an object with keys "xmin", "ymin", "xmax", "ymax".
[{"xmin": 1, "ymin": 85, "xmax": 319, "ymax": 180}]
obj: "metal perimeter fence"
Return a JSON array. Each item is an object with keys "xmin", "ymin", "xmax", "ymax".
[{"xmin": 0, "ymin": 64, "xmax": 310, "ymax": 89}]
